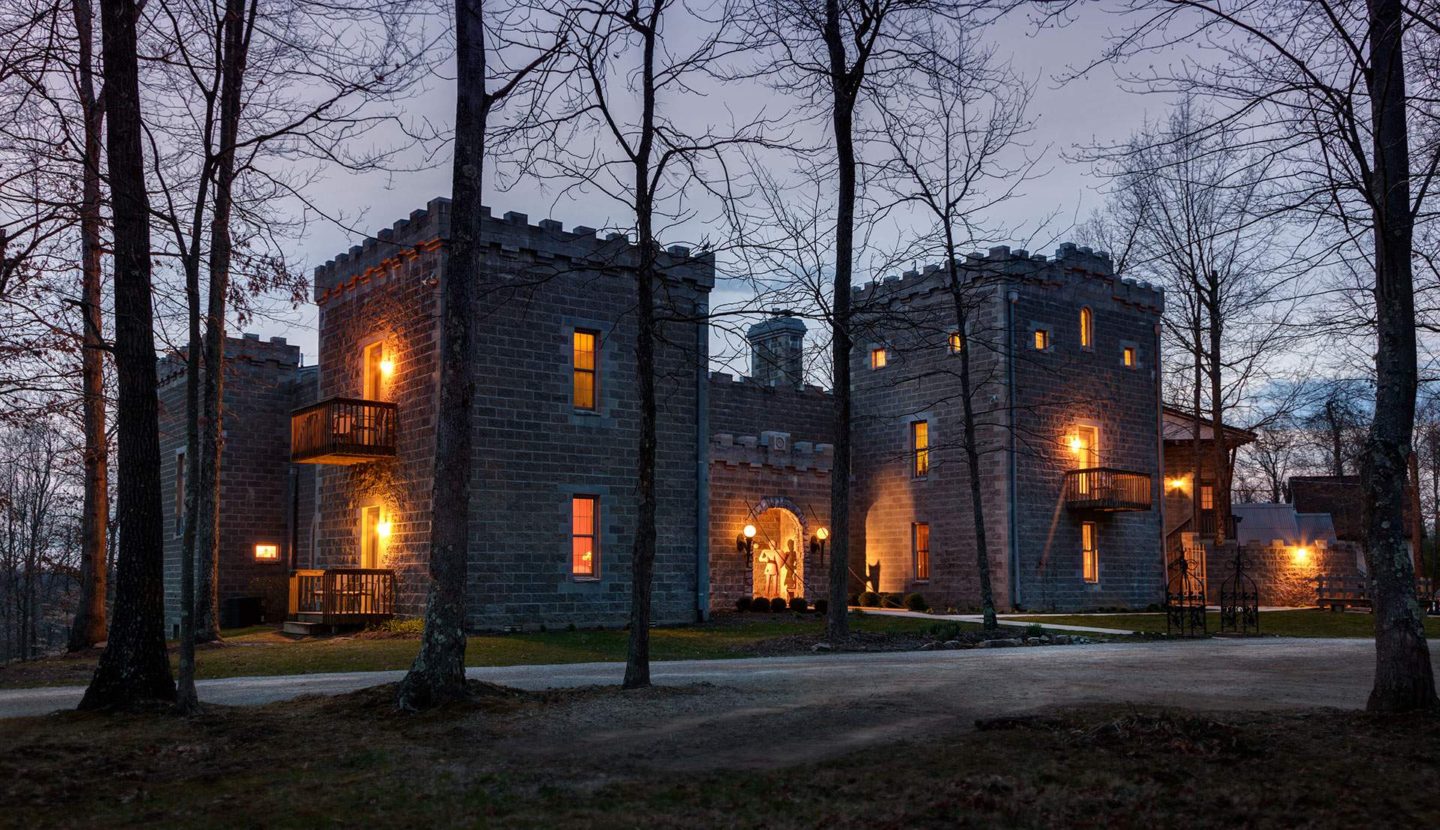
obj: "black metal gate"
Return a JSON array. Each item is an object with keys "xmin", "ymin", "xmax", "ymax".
[
  {"xmin": 1165, "ymin": 551, "xmax": 1207, "ymax": 637},
  {"xmin": 1219, "ymin": 549, "xmax": 1260, "ymax": 635}
]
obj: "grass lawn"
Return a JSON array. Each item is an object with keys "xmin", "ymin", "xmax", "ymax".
[
  {"xmin": 1009, "ymin": 608, "xmax": 1440, "ymax": 637},
  {"xmin": 2, "ymin": 690, "xmax": 1436, "ymax": 829},
  {"xmin": 0, "ymin": 612, "xmax": 952, "ymax": 690}
]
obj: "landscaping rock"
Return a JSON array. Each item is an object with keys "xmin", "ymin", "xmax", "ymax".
[
  {"xmin": 918, "ymin": 641, "xmax": 940, "ymax": 651},
  {"xmin": 1052, "ymin": 635, "xmax": 1072, "ymax": 645},
  {"xmin": 811, "ymin": 642, "xmax": 833, "ymax": 653},
  {"xmin": 1025, "ymin": 637, "xmax": 1042, "ymax": 646},
  {"xmin": 979, "ymin": 638, "xmax": 1022, "ymax": 649},
  {"xmin": 941, "ymin": 640, "xmax": 966, "ymax": 650}
]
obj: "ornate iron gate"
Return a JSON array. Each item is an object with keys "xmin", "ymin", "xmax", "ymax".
[
  {"xmin": 1219, "ymin": 549, "xmax": 1260, "ymax": 635},
  {"xmin": 1165, "ymin": 551, "xmax": 1207, "ymax": 637}
]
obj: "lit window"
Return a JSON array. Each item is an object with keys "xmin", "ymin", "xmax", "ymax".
[
  {"xmin": 1082, "ymin": 522, "xmax": 1099, "ymax": 583},
  {"xmin": 174, "ymin": 451, "xmax": 185, "ymax": 537},
  {"xmin": 573, "ymin": 330, "xmax": 598, "ymax": 410},
  {"xmin": 254, "ymin": 544, "xmax": 280, "ymax": 561},
  {"xmin": 360, "ymin": 505, "xmax": 384, "ymax": 569},
  {"xmin": 870, "ymin": 347, "xmax": 887, "ymax": 369},
  {"xmin": 948, "ymin": 332, "xmax": 964, "ymax": 354},
  {"xmin": 1080, "ymin": 307, "xmax": 1093, "ymax": 349},
  {"xmin": 912, "ymin": 420, "xmax": 929, "ymax": 478},
  {"xmin": 571, "ymin": 496, "xmax": 599, "ymax": 577},
  {"xmin": 362, "ymin": 341, "xmax": 388, "ymax": 399},
  {"xmin": 1123, "ymin": 346, "xmax": 1136, "ymax": 368},
  {"xmin": 1200, "ymin": 484, "xmax": 1214, "ymax": 511},
  {"xmin": 1033, "ymin": 329, "xmax": 1049, "ymax": 351},
  {"xmin": 913, "ymin": 522, "xmax": 931, "ymax": 582}
]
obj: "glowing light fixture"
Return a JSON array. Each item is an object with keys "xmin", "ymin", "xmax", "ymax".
[
  {"xmin": 1293, "ymin": 545, "xmax": 1310, "ymax": 563},
  {"xmin": 1068, "ymin": 435, "xmax": 1084, "ymax": 454},
  {"xmin": 379, "ymin": 357, "xmax": 396, "ymax": 376},
  {"xmin": 816, "ymin": 527, "xmax": 829, "ymax": 541},
  {"xmin": 376, "ymin": 518, "xmax": 393, "ymax": 538},
  {"xmin": 1167, "ymin": 477, "xmax": 1187, "ymax": 492},
  {"xmin": 743, "ymin": 524, "xmax": 757, "ymax": 539},
  {"xmin": 737, "ymin": 524, "xmax": 757, "ymax": 568},
  {"xmin": 254, "ymin": 543, "xmax": 279, "ymax": 561}
]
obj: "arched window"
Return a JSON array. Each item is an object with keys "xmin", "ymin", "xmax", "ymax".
[{"xmin": 1079, "ymin": 307, "xmax": 1093, "ymax": 349}]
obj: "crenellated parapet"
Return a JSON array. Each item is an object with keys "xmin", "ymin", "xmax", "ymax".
[
  {"xmin": 711, "ymin": 431, "xmax": 833, "ymax": 473},
  {"xmin": 313, "ymin": 197, "xmax": 716, "ymax": 306},
  {"xmin": 849, "ymin": 242, "xmax": 1164, "ymax": 313}
]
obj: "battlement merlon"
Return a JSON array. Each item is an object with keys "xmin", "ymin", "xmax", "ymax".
[
  {"xmin": 708, "ymin": 370, "xmax": 832, "ymax": 398},
  {"xmin": 847, "ymin": 242, "xmax": 1164, "ymax": 314},
  {"xmin": 312, "ymin": 197, "xmax": 717, "ymax": 304}
]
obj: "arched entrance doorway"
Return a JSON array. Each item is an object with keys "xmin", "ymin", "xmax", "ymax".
[{"xmin": 751, "ymin": 505, "xmax": 805, "ymax": 601}]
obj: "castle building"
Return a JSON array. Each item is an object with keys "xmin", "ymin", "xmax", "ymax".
[{"xmin": 161, "ymin": 200, "xmax": 1187, "ymax": 631}]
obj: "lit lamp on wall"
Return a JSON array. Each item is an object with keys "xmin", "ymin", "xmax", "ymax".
[
  {"xmin": 809, "ymin": 527, "xmax": 830, "ymax": 567},
  {"xmin": 1293, "ymin": 545, "xmax": 1310, "ymax": 563},
  {"xmin": 1068, "ymin": 434, "xmax": 1084, "ymax": 455},
  {"xmin": 376, "ymin": 518, "xmax": 393, "ymax": 539},
  {"xmin": 736, "ymin": 524, "xmax": 757, "ymax": 568},
  {"xmin": 1167, "ymin": 476, "xmax": 1188, "ymax": 493},
  {"xmin": 379, "ymin": 356, "xmax": 396, "ymax": 377}
]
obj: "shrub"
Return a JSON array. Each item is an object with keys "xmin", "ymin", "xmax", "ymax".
[
  {"xmin": 789, "ymin": 596, "xmax": 808, "ymax": 612},
  {"xmin": 927, "ymin": 621, "xmax": 963, "ymax": 641},
  {"xmin": 882, "ymin": 593, "xmax": 905, "ymax": 609},
  {"xmin": 370, "ymin": 617, "xmax": 424, "ymax": 637},
  {"xmin": 753, "ymin": 596, "xmax": 771, "ymax": 611},
  {"xmin": 903, "ymin": 593, "xmax": 928, "ymax": 612},
  {"xmin": 848, "ymin": 594, "xmax": 861, "ymax": 607},
  {"xmin": 770, "ymin": 597, "xmax": 789, "ymax": 613},
  {"xmin": 735, "ymin": 596, "xmax": 753, "ymax": 612},
  {"xmin": 858, "ymin": 591, "xmax": 880, "ymax": 607},
  {"xmin": 1025, "ymin": 622, "xmax": 1045, "ymax": 638},
  {"xmin": 813, "ymin": 598, "xmax": 829, "ymax": 615}
]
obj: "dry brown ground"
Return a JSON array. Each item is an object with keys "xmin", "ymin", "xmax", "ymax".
[{"xmin": 2, "ymin": 678, "xmax": 1438, "ymax": 829}]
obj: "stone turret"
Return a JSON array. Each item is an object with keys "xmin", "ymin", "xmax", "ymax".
[{"xmin": 747, "ymin": 314, "xmax": 806, "ymax": 389}]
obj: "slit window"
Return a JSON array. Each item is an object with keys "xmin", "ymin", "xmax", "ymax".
[
  {"xmin": 911, "ymin": 420, "xmax": 930, "ymax": 478},
  {"xmin": 913, "ymin": 522, "xmax": 931, "ymax": 582},
  {"xmin": 870, "ymin": 347, "xmax": 887, "ymax": 370},
  {"xmin": 1123, "ymin": 346, "xmax": 1136, "ymax": 368},
  {"xmin": 1033, "ymin": 329, "xmax": 1050, "ymax": 351},
  {"xmin": 1080, "ymin": 307, "xmax": 1093, "ymax": 349},
  {"xmin": 573, "ymin": 330, "xmax": 598, "ymax": 411},
  {"xmin": 572, "ymin": 495, "xmax": 599, "ymax": 577},
  {"xmin": 1082, "ymin": 522, "xmax": 1099, "ymax": 583}
]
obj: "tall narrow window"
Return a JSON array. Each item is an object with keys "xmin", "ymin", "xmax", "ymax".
[
  {"xmin": 1071, "ymin": 425, "xmax": 1099, "ymax": 496},
  {"xmin": 174, "ymin": 451, "xmax": 185, "ymax": 536},
  {"xmin": 948, "ymin": 331, "xmax": 964, "ymax": 354},
  {"xmin": 360, "ymin": 505, "xmax": 383, "ymax": 569},
  {"xmin": 913, "ymin": 522, "xmax": 931, "ymax": 582},
  {"xmin": 362, "ymin": 341, "xmax": 387, "ymax": 400},
  {"xmin": 1081, "ymin": 522, "xmax": 1099, "ymax": 583},
  {"xmin": 911, "ymin": 420, "xmax": 930, "ymax": 478},
  {"xmin": 1200, "ymin": 483, "xmax": 1215, "ymax": 511},
  {"xmin": 1122, "ymin": 346, "xmax": 1136, "ymax": 368},
  {"xmin": 870, "ymin": 346, "xmax": 887, "ymax": 369},
  {"xmin": 1079, "ymin": 307, "xmax": 1093, "ymax": 349},
  {"xmin": 571, "ymin": 496, "xmax": 599, "ymax": 577},
  {"xmin": 573, "ymin": 330, "xmax": 598, "ymax": 410},
  {"xmin": 1033, "ymin": 329, "xmax": 1050, "ymax": 351}
]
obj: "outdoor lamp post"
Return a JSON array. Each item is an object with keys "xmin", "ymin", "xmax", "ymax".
[
  {"xmin": 736, "ymin": 524, "xmax": 756, "ymax": 568},
  {"xmin": 809, "ymin": 527, "xmax": 829, "ymax": 567}
]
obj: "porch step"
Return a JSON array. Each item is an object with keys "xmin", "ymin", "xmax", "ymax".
[{"xmin": 282, "ymin": 619, "xmax": 327, "ymax": 636}]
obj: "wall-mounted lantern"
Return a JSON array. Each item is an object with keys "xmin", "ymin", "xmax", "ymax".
[
  {"xmin": 1292, "ymin": 545, "xmax": 1310, "ymax": 563},
  {"xmin": 809, "ymin": 526, "xmax": 829, "ymax": 567},
  {"xmin": 379, "ymin": 357, "xmax": 396, "ymax": 377},
  {"xmin": 376, "ymin": 518, "xmax": 393, "ymax": 539},
  {"xmin": 736, "ymin": 523, "xmax": 756, "ymax": 568},
  {"xmin": 1166, "ymin": 476, "xmax": 1189, "ymax": 493}
]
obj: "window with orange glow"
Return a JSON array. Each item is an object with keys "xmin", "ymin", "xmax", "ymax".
[
  {"xmin": 1200, "ymin": 484, "xmax": 1215, "ymax": 511},
  {"xmin": 573, "ymin": 330, "xmax": 598, "ymax": 410},
  {"xmin": 360, "ymin": 505, "xmax": 383, "ymax": 568},
  {"xmin": 870, "ymin": 347, "xmax": 887, "ymax": 369},
  {"xmin": 571, "ymin": 496, "xmax": 598, "ymax": 577},
  {"xmin": 1033, "ymin": 329, "xmax": 1050, "ymax": 350},
  {"xmin": 1123, "ymin": 346, "xmax": 1136, "ymax": 367},
  {"xmin": 254, "ymin": 543, "xmax": 280, "ymax": 561},
  {"xmin": 1082, "ymin": 522, "xmax": 1099, "ymax": 583},
  {"xmin": 1079, "ymin": 307, "xmax": 1093, "ymax": 349},
  {"xmin": 911, "ymin": 420, "xmax": 930, "ymax": 478},
  {"xmin": 913, "ymin": 523, "xmax": 931, "ymax": 581},
  {"xmin": 948, "ymin": 332, "xmax": 964, "ymax": 354},
  {"xmin": 362, "ymin": 341, "xmax": 387, "ymax": 399}
]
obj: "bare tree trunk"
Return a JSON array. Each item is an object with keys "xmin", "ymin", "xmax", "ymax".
[
  {"xmin": 195, "ymin": 0, "xmax": 254, "ymax": 645},
  {"xmin": 1191, "ymin": 315, "xmax": 1203, "ymax": 538},
  {"xmin": 1362, "ymin": 0, "xmax": 1435, "ymax": 713},
  {"xmin": 68, "ymin": 0, "xmax": 108, "ymax": 653},
  {"xmin": 396, "ymin": 0, "xmax": 484, "ymax": 711},
  {"xmin": 79, "ymin": 0, "xmax": 176, "ymax": 711},
  {"xmin": 1208, "ymin": 281, "xmax": 1228, "ymax": 542},
  {"xmin": 823, "ymin": 0, "xmax": 854, "ymax": 641}
]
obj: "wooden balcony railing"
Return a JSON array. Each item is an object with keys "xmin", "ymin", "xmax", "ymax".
[
  {"xmin": 1063, "ymin": 467, "xmax": 1153, "ymax": 512},
  {"xmin": 287, "ymin": 568, "xmax": 396, "ymax": 626},
  {"xmin": 291, "ymin": 397, "xmax": 397, "ymax": 464}
]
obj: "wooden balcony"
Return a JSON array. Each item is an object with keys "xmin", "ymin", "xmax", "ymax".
[
  {"xmin": 286, "ymin": 568, "xmax": 396, "ymax": 632},
  {"xmin": 1063, "ymin": 468, "xmax": 1153, "ymax": 512},
  {"xmin": 291, "ymin": 397, "xmax": 397, "ymax": 464}
]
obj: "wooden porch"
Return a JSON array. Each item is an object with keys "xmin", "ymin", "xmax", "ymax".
[{"xmin": 285, "ymin": 568, "xmax": 396, "ymax": 635}]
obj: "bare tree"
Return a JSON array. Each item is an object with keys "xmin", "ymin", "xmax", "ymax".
[
  {"xmin": 1098, "ymin": 0, "xmax": 1439, "ymax": 711},
  {"xmin": 395, "ymin": 0, "xmax": 560, "ymax": 711},
  {"xmin": 79, "ymin": 0, "xmax": 176, "ymax": 710}
]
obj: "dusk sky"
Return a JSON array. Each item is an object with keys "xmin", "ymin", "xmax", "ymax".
[{"xmin": 248, "ymin": 3, "xmax": 1181, "ymax": 370}]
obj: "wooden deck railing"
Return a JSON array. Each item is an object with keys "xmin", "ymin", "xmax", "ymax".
[
  {"xmin": 291, "ymin": 397, "xmax": 397, "ymax": 464},
  {"xmin": 287, "ymin": 568, "xmax": 396, "ymax": 626},
  {"xmin": 1316, "ymin": 575, "xmax": 1439, "ymax": 613},
  {"xmin": 1063, "ymin": 468, "xmax": 1153, "ymax": 512}
]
